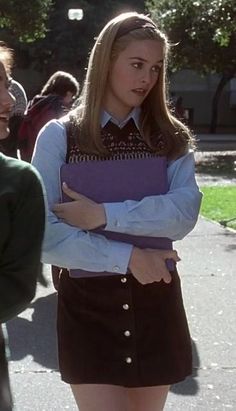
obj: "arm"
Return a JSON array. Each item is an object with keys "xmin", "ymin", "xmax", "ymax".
[
  {"xmin": 0, "ymin": 162, "xmax": 45, "ymax": 323},
  {"xmin": 32, "ymin": 120, "xmax": 133, "ymax": 273},
  {"xmin": 55, "ymin": 152, "xmax": 202, "ymax": 241},
  {"xmin": 103, "ymin": 151, "xmax": 202, "ymax": 240}
]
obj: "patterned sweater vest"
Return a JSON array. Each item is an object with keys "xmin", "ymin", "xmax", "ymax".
[{"xmin": 63, "ymin": 118, "xmax": 174, "ymax": 277}]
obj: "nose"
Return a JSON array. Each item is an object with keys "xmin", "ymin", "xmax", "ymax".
[{"xmin": 141, "ymin": 69, "xmax": 152, "ymax": 86}]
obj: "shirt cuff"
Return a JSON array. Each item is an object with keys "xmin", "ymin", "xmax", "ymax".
[
  {"xmin": 104, "ymin": 202, "xmax": 126, "ymax": 232},
  {"xmin": 106, "ymin": 241, "xmax": 133, "ymax": 274}
]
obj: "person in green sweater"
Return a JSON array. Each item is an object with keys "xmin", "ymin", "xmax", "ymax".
[{"xmin": 0, "ymin": 43, "xmax": 45, "ymax": 411}]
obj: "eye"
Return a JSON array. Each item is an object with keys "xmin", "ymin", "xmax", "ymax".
[
  {"xmin": 152, "ymin": 65, "xmax": 162, "ymax": 74},
  {"xmin": 131, "ymin": 62, "xmax": 143, "ymax": 69}
]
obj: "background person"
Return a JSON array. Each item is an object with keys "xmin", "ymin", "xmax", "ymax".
[
  {"xmin": 0, "ymin": 43, "xmax": 45, "ymax": 411},
  {"xmin": 18, "ymin": 70, "xmax": 79, "ymax": 162},
  {"xmin": 0, "ymin": 41, "xmax": 27, "ymax": 158}
]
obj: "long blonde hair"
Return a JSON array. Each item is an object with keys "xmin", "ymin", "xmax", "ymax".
[{"xmin": 72, "ymin": 12, "xmax": 194, "ymax": 159}]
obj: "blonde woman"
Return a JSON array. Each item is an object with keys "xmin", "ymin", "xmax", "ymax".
[{"xmin": 32, "ymin": 12, "xmax": 202, "ymax": 411}]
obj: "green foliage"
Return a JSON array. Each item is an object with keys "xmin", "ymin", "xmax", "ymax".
[
  {"xmin": 0, "ymin": 0, "xmax": 54, "ymax": 42},
  {"xmin": 200, "ymin": 186, "xmax": 236, "ymax": 230},
  {"xmin": 0, "ymin": 0, "xmax": 145, "ymax": 91},
  {"xmin": 145, "ymin": 0, "xmax": 236, "ymax": 75},
  {"xmin": 14, "ymin": 0, "xmax": 145, "ymax": 75}
]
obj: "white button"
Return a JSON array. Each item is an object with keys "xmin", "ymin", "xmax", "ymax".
[
  {"xmin": 123, "ymin": 304, "xmax": 129, "ymax": 310},
  {"xmin": 112, "ymin": 265, "xmax": 120, "ymax": 272},
  {"xmin": 124, "ymin": 330, "xmax": 131, "ymax": 337},
  {"xmin": 125, "ymin": 357, "xmax": 132, "ymax": 364},
  {"xmin": 121, "ymin": 277, "xmax": 127, "ymax": 283}
]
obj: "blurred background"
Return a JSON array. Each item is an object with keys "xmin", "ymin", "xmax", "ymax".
[{"xmin": 0, "ymin": 0, "xmax": 235, "ymax": 134}]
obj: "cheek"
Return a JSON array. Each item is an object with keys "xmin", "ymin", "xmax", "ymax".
[{"xmin": 150, "ymin": 73, "xmax": 159, "ymax": 90}]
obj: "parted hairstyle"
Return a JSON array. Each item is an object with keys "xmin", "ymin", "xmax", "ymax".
[
  {"xmin": 71, "ymin": 12, "xmax": 194, "ymax": 159},
  {"xmin": 41, "ymin": 70, "xmax": 79, "ymax": 98},
  {"xmin": 0, "ymin": 42, "xmax": 13, "ymax": 74}
]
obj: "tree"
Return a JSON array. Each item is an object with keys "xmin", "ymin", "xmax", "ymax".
[
  {"xmin": 146, "ymin": 0, "xmax": 236, "ymax": 132},
  {"xmin": 34, "ymin": 0, "xmax": 145, "ymax": 75},
  {"xmin": 0, "ymin": 0, "xmax": 54, "ymax": 42},
  {"xmin": 0, "ymin": 1, "xmax": 145, "ymax": 94}
]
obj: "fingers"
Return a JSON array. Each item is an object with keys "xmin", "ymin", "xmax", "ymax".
[
  {"xmin": 147, "ymin": 248, "xmax": 181, "ymax": 263},
  {"xmin": 162, "ymin": 269, "xmax": 172, "ymax": 284},
  {"xmin": 51, "ymin": 203, "xmax": 65, "ymax": 214},
  {"xmin": 62, "ymin": 182, "xmax": 82, "ymax": 200},
  {"xmin": 165, "ymin": 249, "xmax": 181, "ymax": 262}
]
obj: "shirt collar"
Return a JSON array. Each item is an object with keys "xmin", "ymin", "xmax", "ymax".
[{"xmin": 101, "ymin": 107, "xmax": 141, "ymax": 131}]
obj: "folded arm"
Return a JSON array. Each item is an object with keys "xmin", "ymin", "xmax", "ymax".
[
  {"xmin": 104, "ymin": 151, "xmax": 202, "ymax": 240},
  {"xmin": 54, "ymin": 150, "xmax": 202, "ymax": 241},
  {"xmin": 32, "ymin": 120, "xmax": 132, "ymax": 274}
]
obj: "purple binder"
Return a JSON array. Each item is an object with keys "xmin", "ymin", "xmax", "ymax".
[{"xmin": 60, "ymin": 157, "xmax": 174, "ymax": 277}]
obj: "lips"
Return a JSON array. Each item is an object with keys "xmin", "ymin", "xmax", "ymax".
[
  {"xmin": 0, "ymin": 113, "xmax": 10, "ymax": 122},
  {"xmin": 132, "ymin": 88, "xmax": 148, "ymax": 97}
]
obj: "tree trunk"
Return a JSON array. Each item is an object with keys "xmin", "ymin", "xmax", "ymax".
[{"xmin": 210, "ymin": 73, "xmax": 233, "ymax": 133}]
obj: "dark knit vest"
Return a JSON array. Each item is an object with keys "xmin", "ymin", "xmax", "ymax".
[{"xmin": 62, "ymin": 118, "xmax": 174, "ymax": 277}]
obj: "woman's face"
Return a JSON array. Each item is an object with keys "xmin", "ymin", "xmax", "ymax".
[
  {"xmin": 0, "ymin": 61, "xmax": 14, "ymax": 140},
  {"xmin": 62, "ymin": 91, "xmax": 75, "ymax": 108},
  {"xmin": 104, "ymin": 39, "xmax": 163, "ymax": 121}
]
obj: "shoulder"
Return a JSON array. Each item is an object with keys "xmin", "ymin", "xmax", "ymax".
[
  {"xmin": 0, "ymin": 154, "xmax": 44, "ymax": 194},
  {"xmin": 9, "ymin": 79, "xmax": 27, "ymax": 98},
  {"xmin": 167, "ymin": 150, "xmax": 196, "ymax": 183},
  {"xmin": 168, "ymin": 149, "xmax": 195, "ymax": 166},
  {"xmin": 37, "ymin": 118, "xmax": 67, "ymax": 145},
  {"xmin": 33, "ymin": 118, "xmax": 67, "ymax": 162}
]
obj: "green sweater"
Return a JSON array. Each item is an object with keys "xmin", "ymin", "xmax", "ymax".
[{"xmin": 0, "ymin": 153, "xmax": 45, "ymax": 323}]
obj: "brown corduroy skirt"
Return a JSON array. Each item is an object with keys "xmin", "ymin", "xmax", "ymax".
[{"xmin": 57, "ymin": 269, "xmax": 192, "ymax": 387}]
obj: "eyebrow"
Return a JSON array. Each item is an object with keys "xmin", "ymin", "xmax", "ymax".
[{"xmin": 129, "ymin": 57, "xmax": 163, "ymax": 64}]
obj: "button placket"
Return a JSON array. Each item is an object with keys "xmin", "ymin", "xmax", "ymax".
[{"xmin": 119, "ymin": 275, "xmax": 136, "ymax": 369}]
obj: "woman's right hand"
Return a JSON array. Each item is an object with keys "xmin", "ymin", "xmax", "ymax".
[{"xmin": 128, "ymin": 247, "xmax": 181, "ymax": 285}]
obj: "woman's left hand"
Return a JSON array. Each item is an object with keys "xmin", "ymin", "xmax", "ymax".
[{"xmin": 52, "ymin": 182, "xmax": 106, "ymax": 230}]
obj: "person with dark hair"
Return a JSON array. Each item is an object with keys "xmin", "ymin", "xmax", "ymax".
[
  {"xmin": 18, "ymin": 70, "xmax": 79, "ymax": 162},
  {"xmin": 41, "ymin": 70, "xmax": 79, "ymax": 104},
  {"xmin": 32, "ymin": 12, "xmax": 202, "ymax": 410},
  {"xmin": 0, "ymin": 43, "xmax": 45, "ymax": 411}
]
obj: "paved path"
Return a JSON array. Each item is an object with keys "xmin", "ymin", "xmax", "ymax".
[{"xmin": 7, "ymin": 216, "xmax": 236, "ymax": 410}]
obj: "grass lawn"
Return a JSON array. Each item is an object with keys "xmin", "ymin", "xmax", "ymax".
[{"xmin": 200, "ymin": 186, "xmax": 236, "ymax": 230}]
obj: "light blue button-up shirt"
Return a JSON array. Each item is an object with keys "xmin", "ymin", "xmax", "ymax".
[{"xmin": 32, "ymin": 112, "xmax": 202, "ymax": 274}]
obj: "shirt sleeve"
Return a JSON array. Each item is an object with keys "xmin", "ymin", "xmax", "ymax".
[
  {"xmin": 104, "ymin": 151, "xmax": 203, "ymax": 241},
  {"xmin": 32, "ymin": 120, "xmax": 133, "ymax": 274}
]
